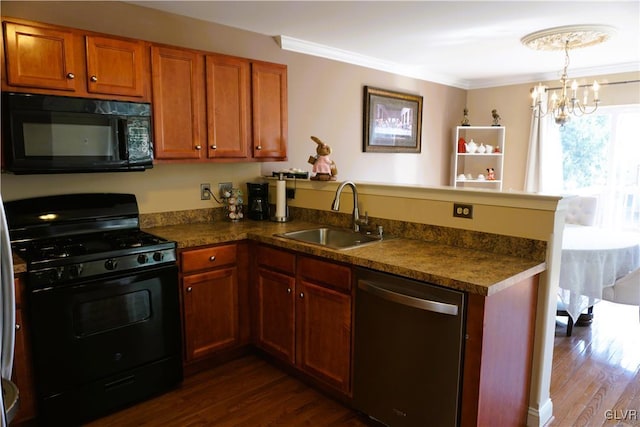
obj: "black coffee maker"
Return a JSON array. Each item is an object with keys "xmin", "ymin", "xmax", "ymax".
[{"xmin": 246, "ymin": 182, "xmax": 269, "ymax": 220}]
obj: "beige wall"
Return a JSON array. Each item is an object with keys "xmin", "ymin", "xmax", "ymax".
[{"xmin": 466, "ymin": 71, "xmax": 640, "ymax": 192}]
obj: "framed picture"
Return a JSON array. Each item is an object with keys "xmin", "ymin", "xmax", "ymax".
[{"xmin": 363, "ymin": 86, "xmax": 423, "ymax": 153}]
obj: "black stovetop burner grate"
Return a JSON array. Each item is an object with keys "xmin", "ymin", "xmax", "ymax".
[{"xmin": 12, "ymin": 229, "xmax": 172, "ymax": 264}]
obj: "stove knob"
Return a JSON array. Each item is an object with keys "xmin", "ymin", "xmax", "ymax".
[
  {"xmin": 153, "ymin": 252, "xmax": 164, "ymax": 262},
  {"xmin": 50, "ymin": 267, "xmax": 64, "ymax": 282},
  {"xmin": 69, "ymin": 264, "xmax": 83, "ymax": 278},
  {"xmin": 137, "ymin": 254, "xmax": 149, "ymax": 264},
  {"xmin": 105, "ymin": 258, "xmax": 118, "ymax": 271}
]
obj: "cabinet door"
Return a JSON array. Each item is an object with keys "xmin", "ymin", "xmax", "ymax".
[
  {"xmin": 12, "ymin": 278, "xmax": 36, "ymax": 424},
  {"xmin": 251, "ymin": 62, "xmax": 288, "ymax": 159},
  {"xmin": 256, "ymin": 267, "xmax": 295, "ymax": 364},
  {"xmin": 3, "ymin": 22, "xmax": 77, "ymax": 91},
  {"xmin": 205, "ymin": 54, "xmax": 250, "ymax": 158},
  {"xmin": 183, "ymin": 267, "xmax": 239, "ymax": 361},
  {"xmin": 151, "ymin": 46, "xmax": 205, "ymax": 160},
  {"xmin": 297, "ymin": 280, "xmax": 352, "ymax": 395},
  {"xmin": 85, "ymin": 35, "xmax": 145, "ymax": 97}
]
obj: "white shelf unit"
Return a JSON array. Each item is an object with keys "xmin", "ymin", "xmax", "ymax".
[{"xmin": 452, "ymin": 126, "xmax": 505, "ymax": 190}]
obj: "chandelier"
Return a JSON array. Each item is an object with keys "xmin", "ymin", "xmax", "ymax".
[{"xmin": 521, "ymin": 25, "xmax": 616, "ymax": 125}]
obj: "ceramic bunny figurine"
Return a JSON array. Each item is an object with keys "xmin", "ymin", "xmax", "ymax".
[{"xmin": 308, "ymin": 136, "xmax": 337, "ymax": 181}]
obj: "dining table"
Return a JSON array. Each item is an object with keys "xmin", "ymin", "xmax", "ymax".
[{"xmin": 558, "ymin": 224, "xmax": 640, "ymax": 324}]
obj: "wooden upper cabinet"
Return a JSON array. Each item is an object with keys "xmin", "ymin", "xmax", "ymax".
[
  {"xmin": 3, "ymin": 22, "xmax": 77, "ymax": 91},
  {"xmin": 85, "ymin": 35, "xmax": 145, "ymax": 97},
  {"xmin": 2, "ymin": 20, "xmax": 149, "ymax": 100},
  {"xmin": 252, "ymin": 61, "xmax": 288, "ymax": 160},
  {"xmin": 151, "ymin": 45, "xmax": 205, "ymax": 160},
  {"xmin": 2, "ymin": 18, "xmax": 288, "ymax": 162},
  {"xmin": 205, "ymin": 54, "xmax": 251, "ymax": 159}
]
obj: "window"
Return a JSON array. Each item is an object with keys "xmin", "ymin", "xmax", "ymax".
[{"xmin": 560, "ymin": 105, "xmax": 640, "ymax": 230}]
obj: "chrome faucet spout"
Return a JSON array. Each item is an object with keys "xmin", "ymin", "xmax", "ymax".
[{"xmin": 331, "ymin": 181, "xmax": 361, "ymax": 232}]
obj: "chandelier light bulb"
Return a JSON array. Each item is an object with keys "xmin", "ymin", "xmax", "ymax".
[{"xmin": 571, "ymin": 80, "xmax": 578, "ymax": 98}]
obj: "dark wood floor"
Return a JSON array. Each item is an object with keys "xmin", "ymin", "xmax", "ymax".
[
  {"xmin": 84, "ymin": 355, "xmax": 371, "ymax": 427},
  {"xmin": 86, "ymin": 301, "xmax": 640, "ymax": 427}
]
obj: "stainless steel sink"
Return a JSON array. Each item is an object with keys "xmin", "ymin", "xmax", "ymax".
[{"xmin": 276, "ymin": 227, "xmax": 384, "ymax": 250}]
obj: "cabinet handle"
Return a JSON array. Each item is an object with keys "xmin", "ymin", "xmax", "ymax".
[
  {"xmin": 195, "ymin": 145, "xmax": 202, "ymax": 150},
  {"xmin": 299, "ymin": 292, "xmax": 304, "ymax": 298},
  {"xmin": 66, "ymin": 72, "xmax": 75, "ymax": 79},
  {"xmin": 256, "ymin": 145, "xmax": 262, "ymax": 151},
  {"xmin": 287, "ymin": 288, "xmax": 291, "ymax": 294},
  {"xmin": 186, "ymin": 287, "xmax": 193, "ymax": 292},
  {"xmin": 90, "ymin": 75, "xmax": 98, "ymax": 82},
  {"xmin": 209, "ymin": 255, "xmax": 216, "ymax": 262},
  {"xmin": 210, "ymin": 145, "xmax": 217, "ymax": 150}
]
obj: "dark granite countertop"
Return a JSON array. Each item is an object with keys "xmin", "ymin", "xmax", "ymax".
[{"xmin": 145, "ymin": 220, "xmax": 546, "ymax": 296}]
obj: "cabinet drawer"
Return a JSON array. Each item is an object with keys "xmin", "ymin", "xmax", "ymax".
[
  {"xmin": 298, "ymin": 256, "xmax": 352, "ymax": 292},
  {"xmin": 256, "ymin": 245, "xmax": 296, "ymax": 275},
  {"xmin": 181, "ymin": 244, "xmax": 237, "ymax": 273}
]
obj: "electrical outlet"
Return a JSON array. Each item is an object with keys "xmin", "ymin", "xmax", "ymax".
[
  {"xmin": 218, "ymin": 182, "xmax": 233, "ymax": 197},
  {"xmin": 286, "ymin": 188, "xmax": 295, "ymax": 199},
  {"xmin": 200, "ymin": 183, "xmax": 211, "ymax": 200},
  {"xmin": 453, "ymin": 203, "xmax": 473, "ymax": 219}
]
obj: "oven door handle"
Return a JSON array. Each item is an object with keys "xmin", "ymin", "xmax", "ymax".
[{"xmin": 358, "ymin": 279, "xmax": 459, "ymax": 316}]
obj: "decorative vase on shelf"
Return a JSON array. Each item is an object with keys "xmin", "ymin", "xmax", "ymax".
[
  {"xmin": 457, "ymin": 137, "xmax": 466, "ymax": 153},
  {"xmin": 477, "ymin": 143, "xmax": 486, "ymax": 154},
  {"xmin": 465, "ymin": 139, "xmax": 477, "ymax": 153}
]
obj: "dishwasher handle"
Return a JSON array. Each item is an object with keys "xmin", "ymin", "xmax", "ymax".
[{"xmin": 358, "ymin": 279, "xmax": 459, "ymax": 316}]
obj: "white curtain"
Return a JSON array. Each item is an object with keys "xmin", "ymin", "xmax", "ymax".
[
  {"xmin": 595, "ymin": 106, "xmax": 640, "ymax": 230},
  {"xmin": 524, "ymin": 105, "xmax": 563, "ymax": 194}
]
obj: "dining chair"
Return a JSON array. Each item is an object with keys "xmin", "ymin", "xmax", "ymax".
[
  {"xmin": 602, "ymin": 267, "xmax": 640, "ymax": 319},
  {"xmin": 565, "ymin": 196, "xmax": 598, "ymax": 226}
]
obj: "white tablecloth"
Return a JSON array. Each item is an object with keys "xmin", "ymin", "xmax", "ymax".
[{"xmin": 558, "ymin": 225, "xmax": 640, "ymax": 322}]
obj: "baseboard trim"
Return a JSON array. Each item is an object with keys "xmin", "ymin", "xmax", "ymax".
[{"xmin": 527, "ymin": 398, "xmax": 554, "ymax": 427}]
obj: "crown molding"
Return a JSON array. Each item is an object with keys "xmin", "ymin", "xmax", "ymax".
[
  {"xmin": 275, "ymin": 35, "xmax": 639, "ymax": 90},
  {"xmin": 275, "ymin": 35, "xmax": 469, "ymax": 89}
]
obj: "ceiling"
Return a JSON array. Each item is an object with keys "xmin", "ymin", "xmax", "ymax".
[{"xmin": 129, "ymin": 1, "xmax": 640, "ymax": 89}]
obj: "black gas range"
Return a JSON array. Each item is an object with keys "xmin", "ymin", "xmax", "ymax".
[
  {"xmin": 13, "ymin": 228, "xmax": 176, "ymax": 290},
  {"xmin": 7, "ymin": 193, "xmax": 176, "ymax": 289},
  {"xmin": 4, "ymin": 193, "xmax": 182, "ymax": 425}
]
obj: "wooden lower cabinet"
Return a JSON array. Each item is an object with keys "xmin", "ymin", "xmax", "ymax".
[
  {"xmin": 183, "ymin": 267, "xmax": 239, "ymax": 360},
  {"xmin": 180, "ymin": 242, "xmax": 250, "ymax": 366},
  {"xmin": 255, "ymin": 267, "xmax": 296, "ymax": 364},
  {"xmin": 461, "ymin": 274, "xmax": 539, "ymax": 427},
  {"xmin": 254, "ymin": 244, "xmax": 353, "ymax": 396},
  {"xmin": 12, "ymin": 276, "xmax": 36, "ymax": 425},
  {"xmin": 297, "ymin": 279, "xmax": 352, "ymax": 394}
]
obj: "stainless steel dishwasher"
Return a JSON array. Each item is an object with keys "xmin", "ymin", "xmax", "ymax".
[{"xmin": 353, "ymin": 267, "xmax": 466, "ymax": 427}]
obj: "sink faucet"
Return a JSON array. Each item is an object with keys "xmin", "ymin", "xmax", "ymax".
[{"xmin": 332, "ymin": 181, "xmax": 366, "ymax": 232}]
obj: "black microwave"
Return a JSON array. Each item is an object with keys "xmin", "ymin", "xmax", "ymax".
[{"xmin": 2, "ymin": 93, "xmax": 154, "ymax": 174}]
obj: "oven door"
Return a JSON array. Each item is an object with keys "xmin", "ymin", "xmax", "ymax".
[{"xmin": 28, "ymin": 264, "xmax": 182, "ymax": 424}]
